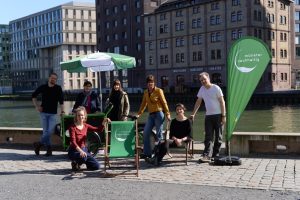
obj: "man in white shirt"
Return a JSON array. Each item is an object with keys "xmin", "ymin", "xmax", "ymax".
[{"xmin": 190, "ymin": 72, "xmax": 226, "ymax": 162}]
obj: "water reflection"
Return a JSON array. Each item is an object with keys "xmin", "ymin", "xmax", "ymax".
[{"xmin": 0, "ymin": 100, "xmax": 299, "ymax": 139}]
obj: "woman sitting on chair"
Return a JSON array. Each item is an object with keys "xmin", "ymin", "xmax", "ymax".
[
  {"xmin": 169, "ymin": 103, "xmax": 192, "ymax": 147},
  {"xmin": 68, "ymin": 106, "xmax": 110, "ymax": 171}
]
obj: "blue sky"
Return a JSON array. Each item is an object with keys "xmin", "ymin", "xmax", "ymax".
[{"xmin": 0, "ymin": 0, "xmax": 95, "ymax": 24}]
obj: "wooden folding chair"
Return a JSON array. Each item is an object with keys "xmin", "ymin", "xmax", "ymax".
[
  {"xmin": 104, "ymin": 121, "xmax": 140, "ymax": 176},
  {"xmin": 165, "ymin": 121, "xmax": 194, "ymax": 165}
]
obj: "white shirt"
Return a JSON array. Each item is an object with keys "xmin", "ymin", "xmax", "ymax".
[{"xmin": 197, "ymin": 84, "xmax": 223, "ymax": 115}]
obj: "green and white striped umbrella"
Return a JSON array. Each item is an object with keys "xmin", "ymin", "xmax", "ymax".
[{"xmin": 60, "ymin": 52, "xmax": 136, "ymax": 73}]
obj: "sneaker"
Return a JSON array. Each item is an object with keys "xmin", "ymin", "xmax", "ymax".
[
  {"xmin": 198, "ymin": 156, "xmax": 211, "ymax": 163},
  {"xmin": 71, "ymin": 161, "xmax": 80, "ymax": 171}
]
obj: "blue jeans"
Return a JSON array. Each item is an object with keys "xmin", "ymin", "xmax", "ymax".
[
  {"xmin": 143, "ymin": 111, "xmax": 165, "ymax": 156},
  {"xmin": 39, "ymin": 112, "xmax": 57, "ymax": 146},
  {"xmin": 68, "ymin": 147, "xmax": 100, "ymax": 170}
]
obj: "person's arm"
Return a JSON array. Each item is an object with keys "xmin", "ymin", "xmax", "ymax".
[
  {"xmin": 122, "ymin": 93, "xmax": 130, "ymax": 120},
  {"xmin": 32, "ymin": 86, "xmax": 43, "ymax": 112},
  {"xmin": 86, "ymin": 118, "xmax": 111, "ymax": 133},
  {"xmin": 69, "ymin": 126, "xmax": 86, "ymax": 158},
  {"xmin": 190, "ymin": 98, "xmax": 202, "ymax": 121},
  {"xmin": 59, "ymin": 86, "xmax": 65, "ymax": 115},
  {"xmin": 218, "ymin": 96, "xmax": 226, "ymax": 125},
  {"xmin": 95, "ymin": 92, "xmax": 101, "ymax": 112}
]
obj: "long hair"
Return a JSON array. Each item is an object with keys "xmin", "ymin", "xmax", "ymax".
[{"xmin": 73, "ymin": 106, "xmax": 87, "ymax": 123}]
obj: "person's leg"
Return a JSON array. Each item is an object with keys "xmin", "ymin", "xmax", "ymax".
[
  {"xmin": 212, "ymin": 115, "xmax": 223, "ymax": 157},
  {"xmin": 143, "ymin": 115, "xmax": 155, "ymax": 157},
  {"xmin": 154, "ymin": 111, "xmax": 165, "ymax": 141},
  {"xmin": 203, "ymin": 115, "xmax": 214, "ymax": 157},
  {"xmin": 68, "ymin": 148, "xmax": 85, "ymax": 171},
  {"xmin": 39, "ymin": 112, "xmax": 48, "ymax": 145},
  {"xmin": 34, "ymin": 112, "xmax": 47, "ymax": 155},
  {"xmin": 41, "ymin": 113, "xmax": 56, "ymax": 156}
]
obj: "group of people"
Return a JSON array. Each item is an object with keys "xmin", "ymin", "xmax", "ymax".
[{"xmin": 31, "ymin": 71, "xmax": 226, "ymax": 171}]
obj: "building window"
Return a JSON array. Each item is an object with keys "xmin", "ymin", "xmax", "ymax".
[
  {"xmin": 296, "ymin": 47, "xmax": 300, "ymax": 57},
  {"xmin": 149, "ymin": 56, "xmax": 153, "ymax": 65},
  {"xmin": 105, "ymin": 8, "xmax": 110, "ymax": 15},
  {"xmin": 160, "ymin": 55, "xmax": 164, "ymax": 64},
  {"xmin": 136, "ymin": 15, "xmax": 141, "ymax": 23},
  {"xmin": 160, "ymin": 13, "xmax": 166, "ymax": 20},
  {"xmin": 272, "ymin": 49, "xmax": 275, "ymax": 58},
  {"xmin": 232, "ymin": 0, "xmax": 241, "ymax": 6},
  {"xmin": 113, "ymin": 6, "xmax": 118, "ymax": 14},
  {"xmin": 149, "ymin": 27, "xmax": 153, "ymax": 36},
  {"xmin": 161, "ymin": 76, "xmax": 169, "ymax": 87},
  {"xmin": 149, "ymin": 42, "xmax": 153, "ymax": 50},
  {"xmin": 237, "ymin": 11, "xmax": 242, "ymax": 21},
  {"xmin": 211, "ymin": 2, "xmax": 219, "ymax": 10}
]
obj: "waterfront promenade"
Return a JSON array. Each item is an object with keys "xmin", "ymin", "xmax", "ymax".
[{"xmin": 1, "ymin": 144, "xmax": 300, "ymax": 194}]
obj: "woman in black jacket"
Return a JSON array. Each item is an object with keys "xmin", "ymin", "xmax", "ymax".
[
  {"xmin": 106, "ymin": 79, "xmax": 130, "ymax": 121},
  {"xmin": 72, "ymin": 81, "xmax": 101, "ymax": 114}
]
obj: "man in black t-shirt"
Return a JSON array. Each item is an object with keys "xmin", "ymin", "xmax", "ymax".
[{"xmin": 32, "ymin": 72, "xmax": 65, "ymax": 156}]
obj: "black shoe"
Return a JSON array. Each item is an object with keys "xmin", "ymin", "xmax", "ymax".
[
  {"xmin": 140, "ymin": 153, "xmax": 150, "ymax": 159},
  {"xmin": 71, "ymin": 161, "xmax": 80, "ymax": 171},
  {"xmin": 33, "ymin": 142, "xmax": 42, "ymax": 156},
  {"xmin": 45, "ymin": 146, "xmax": 52, "ymax": 156}
]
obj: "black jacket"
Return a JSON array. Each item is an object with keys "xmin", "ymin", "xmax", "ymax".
[{"xmin": 72, "ymin": 91, "xmax": 101, "ymax": 113}]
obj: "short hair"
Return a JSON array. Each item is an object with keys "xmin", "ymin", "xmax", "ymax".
[
  {"xmin": 146, "ymin": 75, "xmax": 155, "ymax": 83},
  {"xmin": 49, "ymin": 72, "xmax": 58, "ymax": 77},
  {"xmin": 73, "ymin": 106, "xmax": 87, "ymax": 123},
  {"xmin": 83, "ymin": 80, "xmax": 92, "ymax": 87},
  {"xmin": 175, "ymin": 103, "xmax": 186, "ymax": 111},
  {"xmin": 199, "ymin": 72, "xmax": 210, "ymax": 79}
]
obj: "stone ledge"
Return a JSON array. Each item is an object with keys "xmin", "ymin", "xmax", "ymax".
[{"xmin": 231, "ymin": 132, "xmax": 300, "ymax": 156}]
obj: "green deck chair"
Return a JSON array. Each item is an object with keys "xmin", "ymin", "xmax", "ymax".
[{"xmin": 104, "ymin": 121, "xmax": 140, "ymax": 177}]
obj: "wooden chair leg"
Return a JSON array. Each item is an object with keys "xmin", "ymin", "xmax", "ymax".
[{"xmin": 185, "ymin": 142, "xmax": 188, "ymax": 165}]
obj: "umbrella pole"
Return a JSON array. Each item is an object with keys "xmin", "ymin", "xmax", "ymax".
[{"xmin": 98, "ymin": 71, "xmax": 103, "ymax": 112}]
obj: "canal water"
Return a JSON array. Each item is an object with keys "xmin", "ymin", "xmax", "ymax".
[{"xmin": 1, "ymin": 100, "xmax": 299, "ymax": 141}]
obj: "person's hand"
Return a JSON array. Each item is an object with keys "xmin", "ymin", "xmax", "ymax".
[
  {"xmin": 102, "ymin": 118, "xmax": 111, "ymax": 126},
  {"xmin": 135, "ymin": 115, "xmax": 140, "ymax": 119},
  {"xmin": 221, "ymin": 116, "xmax": 226, "ymax": 125},
  {"xmin": 190, "ymin": 114, "xmax": 195, "ymax": 121},
  {"xmin": 60, "ymin": 111, "xmax": 65, "ymax": 116},
  {"xmin": 166, "ymin": 114, "xmax": 171, "ymax": 121},
  {"xmin": 79, "ymin": 149, "xmax": 87, "ymax": 158},
  {"xmin": 36, "ymin": 106, "xmax": 43, "ymax": 112}
]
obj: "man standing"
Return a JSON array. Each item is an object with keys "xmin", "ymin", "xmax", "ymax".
[
  {"xmin": 190, "ymin": 72, "xmax": 226, "ymax": 162},
  {"xmin": 32, "ymin": 72, "xmax": 64, "ymax": 156}
]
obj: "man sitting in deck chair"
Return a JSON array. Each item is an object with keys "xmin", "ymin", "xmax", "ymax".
[{"xmin": 167, "ymin": 103, "xmax": 193, "ymax": 157}]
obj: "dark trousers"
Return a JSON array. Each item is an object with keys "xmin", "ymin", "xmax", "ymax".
[
  {"xmin": 68, "ymin": 147, "xmax": 100, "ymax": 170},
  {"xmin": 203, "ymin": 114, "xmax": 223, "ymax": 157}
]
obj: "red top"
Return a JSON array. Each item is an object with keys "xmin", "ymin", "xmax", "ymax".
[{"xmin": 69, "ymin": 123, "xmax": 104, "ymax": 149}]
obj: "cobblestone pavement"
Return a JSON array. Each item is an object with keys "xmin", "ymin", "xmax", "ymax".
[{"xmin": 0, "ymin": 147, "xmax": 300, "ymax": 192}]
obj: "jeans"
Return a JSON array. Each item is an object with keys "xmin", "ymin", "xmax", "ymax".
[
  {"xmin": 39, "ymin": 112, "xmax": 57, "ymax": 146},
  {"xmin": 143, "ymin": 111, "xmax": 165, "ymax": 156},
  {"xmin": 203, "ymin": 114, "xmax": 223, "ymax": 157},
  {"xmin": 68, "ymin": 147, "xmax": 100, "ymax": 170}
]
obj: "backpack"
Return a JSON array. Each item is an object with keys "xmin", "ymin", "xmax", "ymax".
[
  {"xmin": 146, "ymin": 141, "xmax": 167, "ymax": 166},
  {"xmin": 212, "ymin": 156, "xmax": 242, "ymax": 166}
]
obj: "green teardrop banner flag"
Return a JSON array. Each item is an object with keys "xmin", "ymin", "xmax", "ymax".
[{"xmin": 226, "ymin": 37, "xmax": 271, "ymax": 141}]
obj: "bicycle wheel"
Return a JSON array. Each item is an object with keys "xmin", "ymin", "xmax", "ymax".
[{"xmin": 86, "ymin": 131, "xmax": 101, "ymax": 157}]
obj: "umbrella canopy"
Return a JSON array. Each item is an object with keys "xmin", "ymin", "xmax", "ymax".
[
  {"xmin": 60, "ymin": 52, "xmax": 136, "ymax": 73},
  {"xmin": 60, "ymin": 52, "xmax": 136, "ymax": 112}
]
